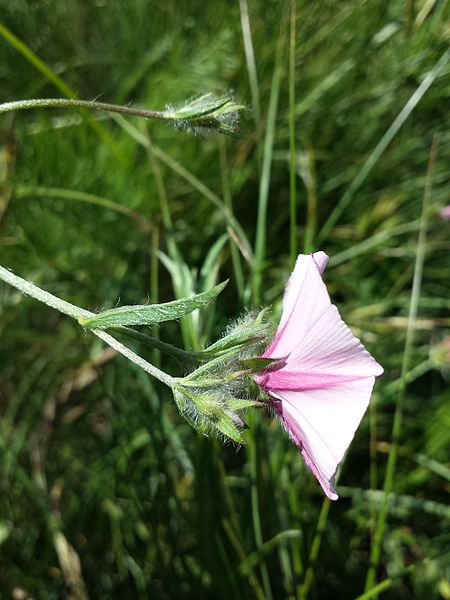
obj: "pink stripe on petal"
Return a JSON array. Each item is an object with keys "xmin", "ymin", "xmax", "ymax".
[{"xmin": 258, "ymin": 369, "xmax": 363, "ymax": 390}]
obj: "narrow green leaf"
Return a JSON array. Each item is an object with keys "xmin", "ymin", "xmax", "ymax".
[
  {"xmin": 79, "ymin": 281, "xmax": 227, "ymax": 329},
  {"xmin": 227, "ymin": 398, "xmax": 262, "ymax": 410},
  {"xmin": 213, "ymin": 412, "xmax": 246, "ymax": 444},
  {"xmin": 190, "ymin": 393, "xmax": 224, "ymax": 419},
  {"xmin": 240, "ymin": 357, "xmax": 283, "ymax": 372},
  {"xmin": 112, "ymin": 327, "xmax": 205, "ymax": 363},
  {"xmin": 204, "ymin": 320, "xmax": 272, "ymax": 354},
  {"xmin": 240, "ymin": 530, "xmax": 302, "ymax": 575},
  {"xmin": 199, "ymin": 233, "xmax": 228, "ymax": 291}
]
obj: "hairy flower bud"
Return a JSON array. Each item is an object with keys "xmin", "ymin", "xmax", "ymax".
[{"xmin": 165, "ymin": 92, "xmax": 244, "ymax": 137}]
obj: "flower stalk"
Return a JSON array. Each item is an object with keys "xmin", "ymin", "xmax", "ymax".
[
  {"xmin": 0, "ymin": 265, "xmax": 267, "ymax": 441},
  {"xmin": 0, "ymin": 92, "xmax": 244, "ymax": 137},
  {"xmin": 0, "ymin": 265, "xmax": 176, "ymax": 387}
]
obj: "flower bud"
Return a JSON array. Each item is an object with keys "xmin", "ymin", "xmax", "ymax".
[{"xmin": 165, "ymin": 93, "xmax": 244, "ymax": 137}]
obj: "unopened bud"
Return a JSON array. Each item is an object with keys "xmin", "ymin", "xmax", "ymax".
[{"xmin": 165, "ymin": 93, "xmax": 244, "ymax": 137}]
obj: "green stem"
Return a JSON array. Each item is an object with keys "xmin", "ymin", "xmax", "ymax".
[
  {"xmin": 299, "ymin": 498, "xmax": 331, "ymax": 599},
  {"xmin": 289, "ymin": 0, "xmax": 298, "ymax": 267},
  {"xmin": 0, "ymin": 98, "xmax": 167, "ymax": 121},
  {"xmin": 302, "ymin": 140, "xmax": 317, "ymax": 254},
  {"xmin": 111, "ymin": 327, "xmax": 202, "ymax": 364},
  {"xmin": 239, "ymin": 0, "xmax": 261, "ymax": 129},
  {"xmin": 249, "ymin": 420, "xmax": 273, "ymax": 600},
  {"xmin": 219, "ymin": 138, "xmax": 245, "ymax": 299},
  {"xmin": 14, "ymin": 185, "xmax": 152, "ymax": 230},
  {"xmin": 150, "ymin": 224, "xmax": 161, "ymax": 366},
  {"xmin": 93, "ymin": 330, "xmax": 175, "ymax": 388},
  {"xmin": 369, "ymin": 393, "xmax": 378, "ymax": 545},
  {"xmin": 363, "ymin": 135, "xmax": 439, "ymax": 593},
  {"xmin": 0, "ymin": 265, "xmax": 91, "ymax": 320},
  {"xmin": 253, "ymin": 32, "xmax": 284, "ymax": 305},
  {"xmin": 0, "ymin": 265, "xmax": 175, "ymax": 388}
]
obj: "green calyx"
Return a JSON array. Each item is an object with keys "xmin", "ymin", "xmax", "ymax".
[
  {"xmin": 166, "ymin": 93, "xmax": 245, "ymax": 137},
  {"xmin": 168, "ymin": 309, "xmax": 274, "ymax": 444}
]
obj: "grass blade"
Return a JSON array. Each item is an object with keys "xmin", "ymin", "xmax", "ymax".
[
  {"xmin": 363, "ymin": 135, "xmax": 440, "ymax": 593},
  {"xmin": 289, "ymin": 0, "xmax": 298, "ymax": 267},
  {"xmin": 318, "ymin": 48, "xmax": 449, "ymax": 243},
  {"xmin": 239, "ymin": 0, "xmax": 261, "ymax": 129},
  {"xmin": 253, "ymin": 31, "xmax": 284, "ymax": 304},
  {"xmin": 0, "ymin": 21, "xmax": 123, "ymax": 160},
  {"xmin": 14, "ymin": 185, "xmax": 151, "ymax": 230}
]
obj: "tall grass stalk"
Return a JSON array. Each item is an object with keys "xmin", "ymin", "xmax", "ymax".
[
  {"xmin": 248, "ymin": 421, "xmax": 273, "ymax": 600},
  {"xmin": 221, "ymin": 518, "xmax": 266, "ymax": 600},
  {"xmin": 318, "ymin": 48, "xmax": 450, "ymax": 243},
  {"xmin": 150, "ymin": 143, "xmax": 253, "ymax": 262},
  {"xmin": 0, "ymin": 22, "xmax": 75, "ymax": 99},
  {"xmin": 144, "ymin": 130, "xmax": 198, "ymax": 349},
  {"xmin": 363, "ymin": 135, "xmax": 440, "ymax": 593},
  {"xmin": 0, "ymin": 21, "xmax": 122, "ymax": 159},
  {"xmin": 370, "ymin": 394, "xmax": 378, "ymax": 543},
  {"xmin": 239, "ymin": 0, "xmax": 261, "ymax": 130},
  {"xmin": 289, "ymin": 0, "xmax": 298, "ymax": 267},
  {"xmin": 299, "ymin": 498, "xmax": 332, "ymax": 599},
  {"xmin": 253, "ymin": 33, "xmax": 284, "ymax": 305},
  {"xmin": 14, "ymin": 185, "xmax": 151, "ymax": 229},
  {"xmin": 249, "ymin": 30, "xmax": 284, "ymax": 592},
  {"xmin": 145, "ymin": 132, "xmax": 178, "ymax": 259},
  {"xmin": 357, "ymin": 564, "xmax": 416, "ymax": 599},
  {"xmin": 219, "ymin": 138, "xmax": 246, "ymax": 299},
  {"xmin": 150, "ymin": 225, "xmax": 161, "ymax": 366},
  {"xmin": 405, "ymin": 0, "xmax": 415, "ymax": 34},
  {"xmin": 302, "ymin": 140, "xmax": 317, "ymax": 254}
]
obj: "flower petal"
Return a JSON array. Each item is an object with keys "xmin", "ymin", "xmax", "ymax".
[
  {"xmin": 258, "ymin": 369, "xmax": 361, "ymax": 390},
  {"xmin": 270, "ymin": 377, "xmax": 377, "ymax": 500},
  {"xmin": 273, "ymin": 253, "xmax": 328, "ymax": 340},
  {"xmin": 257, "ymin": 252, "xmax": 383, "ymax": 499},
  {"xmin": 263, "ymin": 253, "xmax": 382, "ymax": 381}
]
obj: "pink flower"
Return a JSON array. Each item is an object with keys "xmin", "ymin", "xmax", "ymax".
[
  {"xmin": 256, "ymin": 252, "xmax": 383, "ymax": 500},
  {"xmin": 439, "ymin": 205, "xmax": 450, "ymax": 220}
]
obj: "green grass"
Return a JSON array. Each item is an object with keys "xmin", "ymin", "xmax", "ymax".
[{"xmin": 1, "ymin": 1, "xmax": 450, "ymax": 598}]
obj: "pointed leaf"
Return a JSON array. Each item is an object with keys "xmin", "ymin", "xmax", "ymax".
[
  {"xmin": 212, "ymin": 412, "xmax": 245, "ymax": 444},
  {"xmin": 227, "ymin": 398, "xmax": 262, "ymax": 410},
  {"xmin": 240, "ymin": 357, "xmax": 284, "ymax": 372},
  {"xmin": 199, "ymin": 233, "xmax": 228, "ymax": 291},
  {"xmin": 79, "ymin": 281, "xmax": 227, "ymax": 329}
]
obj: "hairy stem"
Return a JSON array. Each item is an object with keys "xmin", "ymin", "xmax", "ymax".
[
  {"xmin": 0, "ymin": 265, "xmax": 175, "ymax": 388},
  {"xmin": 0, "ymin": 98, "xmax": 167, "ymax": 121}
]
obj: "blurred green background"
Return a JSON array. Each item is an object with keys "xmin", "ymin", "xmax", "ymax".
[{"xmin": 0, "ymin": 1, "xmax": 449, "ymax": 598}]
